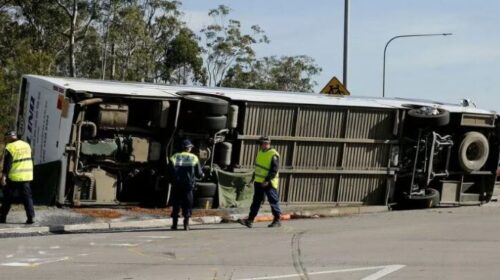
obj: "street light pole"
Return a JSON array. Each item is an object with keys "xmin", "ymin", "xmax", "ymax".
[
  {"xmin": 343, "ymin": 0, "xmax": 349, "ymax": 88},
  {"xmin": 382, "ymin": 33, "xmax": 452, "ymax": 98}
]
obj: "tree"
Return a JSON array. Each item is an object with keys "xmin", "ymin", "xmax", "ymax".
[
  {"xmin": 55, "ymin": 0, "xmax": 100, "ymax": 77},
  {"xmin": 101, "ymin": 0, "xmax": 188, "ymax": 82},
  {"xmin": 162, "ymin": 28, "xmax": 204, "ymax": 84},
  {"xmin": 201, "ymin": 5, "xmax": 268, "ymax": 87},
  {"xmin": 222, "ymin": 56, "xmax": 322, "ymax": 92},
  {"xmin": 76, "ymin": 26, "xmax": 102, "ymax": 78},
  {"xmin": 0, "ymin": 6, "xmax": 54, "ymax": 134},
  {"xmin": 109, "ymin": 4, "xmax": 148, "ymax": 81}
]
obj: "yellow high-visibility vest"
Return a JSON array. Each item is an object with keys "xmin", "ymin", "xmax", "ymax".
[
  {"xmin": 170, "ymin": 152, "xmax": 199, "ymax": 167},
  {"xmin": 254, "ymin": 148, "xmax": 280, "ymax": 188},
  {"xmin": 5, "ymin": 140, "xmax": 33, "ymax": 182}
]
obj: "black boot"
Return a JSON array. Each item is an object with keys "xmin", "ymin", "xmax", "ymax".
[
  {"xmin": 238, "ymin": 218, "xmax": 253, "ymax": 228},
  {"xmin": 0, "ymin": 216, "xmax": 6, "ymax": 224},
  {"xmin": 171, "ymin": 217, "xmax": 178, "ymax": 230},
  {"xmin": 268, "ymin": 217, "xmax": 281, "ymax": 228},
  {"xmin": 26, "ymin": 217, "xmax": 34, "ymax": 225},
  {"xmin": 183, "ymin": 218, "xmax": 190, "ymax": 231}
]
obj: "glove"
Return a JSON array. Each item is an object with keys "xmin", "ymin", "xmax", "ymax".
[{"xmin": 1, "ymin": 175, "xmax": 6, "ymax": 187}]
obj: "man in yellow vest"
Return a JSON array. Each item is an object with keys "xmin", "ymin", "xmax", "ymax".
[
  {"xmin": 239, "ymin": 136, "xmax": 282, "ymax": 228},
  {"xmin": 0, "ymin": 131, "xmax": 35, "ymax": 224},
  {"xmin": 169, "ymin": 139, "xmax": 203, "ymax": 231}
]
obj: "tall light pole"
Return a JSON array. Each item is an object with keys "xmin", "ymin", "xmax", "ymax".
[
  {"xmin": 343, "ymin": 0, "xmax": 349, "ymax": 88},
  {"xmin": 382, "ymin": 33, "xmax": 452, "ymax": 97}
]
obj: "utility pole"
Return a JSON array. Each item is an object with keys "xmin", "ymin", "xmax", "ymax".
[{"xmin": 343, "ymin": 0, "xmax": 349, "ymax": 88}]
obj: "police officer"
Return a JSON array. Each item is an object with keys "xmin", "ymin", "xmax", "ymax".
[
  {"xmin": 239, "ymin": 136, "xmax": 282, "ymax": 228},
  {"xmin": 169, "ymin": 139, "xmax": 203, "ymax": 231},
  {"xmin": 0, "ymin": 131, "xmax": 35, "ymax": 224}
]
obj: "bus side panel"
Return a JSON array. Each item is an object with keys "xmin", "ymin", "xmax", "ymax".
[{"xmin": 19, "ymin": 78, "xmax": 68, "ymax": 165}]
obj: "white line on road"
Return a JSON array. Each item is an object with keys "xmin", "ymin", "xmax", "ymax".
[
  {"xmin": 236, "ymin": 265, "xmax": 406, "ymax": 280},
  {"xmin": 361, "ymin": 265, "xmax": 406, "ymax": 280},
  {"xmin": 138, "ymin": 236, "xmax": 172, "ymax": 239},
  {"xmin": 1, "ymin": 257, "xmax": 70, "ymax": 267},
  {"xmin": 90, "ymin": 242, "xmax": 139, "ymax": 247}
]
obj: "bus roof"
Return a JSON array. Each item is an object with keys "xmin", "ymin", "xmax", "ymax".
[{"xmin": 25, "ymin": 75, "xmax": 495, "ymax": 115}]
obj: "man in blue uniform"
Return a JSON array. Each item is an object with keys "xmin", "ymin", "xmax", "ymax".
[
  {"xmin": 239, "ymin": 136, "xmax": 282, "ymax": 228},
  {"xmin": 0, "ymin": 131, "xmax": 35, "ymax": 224},
  {"xmin": 169, "ymin": 139, "xmax": 203, "ymax": 231}
]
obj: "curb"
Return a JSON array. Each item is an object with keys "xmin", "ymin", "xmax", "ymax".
[
  {"xmin": 109, "ymin": 219, "xmax": 172, "ymax": 230},
  {"xmin": 0, "ymin": 206, "xmax": 389, "ymax": 237},
  {"xmin": 0, "ymin": 226, "xmax": 50, "ymax": 237},
  {"xmin": 46, "ymin": 217, "xmax": 223, "ymax": 235},
  {"xmin": 291, "ymin": 206, "xmax": 388, "ymax": 218},
  {"xmin": 192, "ymin": 216, "xmax": 223, "ymax": 224},
  {"xmin": 223, "ymin": 206, "xmax": 389, "ymax": 222},
  {"xmin": 50, "ymin": 222, "xmax": 111, "ymax": 233}
]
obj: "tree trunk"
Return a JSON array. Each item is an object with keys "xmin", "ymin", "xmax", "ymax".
[
  {"xmin": 101, "ymin": 24, "xmax": 108, "ymax": 80},
  {"xmin": 69, "ymin": 29, "xmax": 76, "ymax": 77},
  {"xmin": 69, "ymin": 0, "xmax": 78, "ymax": 77},
  {"xmin": 110, "ymin": 43, "xmax": 116, "ymax": 80}
]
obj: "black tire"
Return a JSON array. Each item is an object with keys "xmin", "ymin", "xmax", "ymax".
[
  {"xmin": 183, "ymin": 95, "xmax": 229, "ymax": 115},
  {"xmin": 458, "ymin": 131, "xmax": 489, "ymax": 172},
  {"xmin": 178, "ymin": 111, "xmax": 198, "ymax": 129},
  {"xmin": 407, "ymin": 107, "xmax": 450, "ymax": 127},
  {"xmin": 204, "ymin": 115, "xmax": 227, "ymax": 130},
  {"xmin": 194, "ymin": 197, "xmax": 214, "ymax": 209},
  {"xmin": 195, "ymin": 182, "xmax": 217, "ymax": 197},
  {"xmin": 406, "ymin": 188, "xmax": 440, "ymax": 209}
]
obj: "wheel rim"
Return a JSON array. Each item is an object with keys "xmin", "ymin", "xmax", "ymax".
[{"xmin": 466, "ymin": 142, "xmax": 483, "ymax": 161}]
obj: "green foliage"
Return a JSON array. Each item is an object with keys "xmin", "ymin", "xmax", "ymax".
[
  {"xmin": 201, "ymin": 5, "xmax": 269, "ymax": 87},
  {"xmin": 0, "ymin": 2, "xmax": 322, "ymax": 140},
  {"xmin": 162, "ymin": 28, "xmax": 205, "ymax": 84},
  {"xmin": 222, "ymin": 56, "xmax": 322, "ymax": 92}
]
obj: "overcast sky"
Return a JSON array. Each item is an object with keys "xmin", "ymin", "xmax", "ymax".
[{"xmin": 181, "ymin": 0, "xmax": 500, "ymax": 112}]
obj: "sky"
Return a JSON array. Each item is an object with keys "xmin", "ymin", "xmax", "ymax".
[{"xmin": 180, "ymin": 0, "xmax": 500, "ymax": 112}]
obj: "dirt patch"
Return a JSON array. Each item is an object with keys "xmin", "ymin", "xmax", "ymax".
[
  {"xmin": 73, "ymin": 208, "xmax": 123, "ymax": 219},
  {"xmin": 127, "ymin": 207, "xmax": 171, "ymax": 216},
  {"xmin": 193, "ymin": 209, "xmax": 226, "ymax": 217}
]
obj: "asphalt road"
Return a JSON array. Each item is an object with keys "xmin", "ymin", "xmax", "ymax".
[{"xmin": 1, "ymin": 203, "xmax": 500, "ymax": 280}]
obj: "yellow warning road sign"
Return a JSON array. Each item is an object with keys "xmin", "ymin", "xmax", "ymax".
[{"xmin": 320, "ymin": 76, "xmax": 350, "ymax": 96}]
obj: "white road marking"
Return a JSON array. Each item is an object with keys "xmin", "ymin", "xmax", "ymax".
[
  {"xmin": 90, "ymin": 242, "xmax": 139, "ymax": 247},
  {"xmin": 138, "ymin": 236, "xmax": 172, "ymax": 239},
  {"xmin": 50, "ymin": 246, "xmax": 60, "ymax": 249},
  {"xmin": 108, "ymin": 243, "xmax": 139, "ymax": 247},
  {"xmin": 1, "ymin": 257, "xmax": 69, "ymax": 267},
  {"xmin": 362, "ymin": 265, "xmax": 406, "ymax": 280},
  {"xmin": 236, "ymin": 265, "xmax": 406, "ymax": 280},
  {"xmin": 1, "ymin": 262, "xmax": 31, "ymax": 267},
  {"xmin": 5, "ymin": 255, "xmax": 13, "ymax": 259}
]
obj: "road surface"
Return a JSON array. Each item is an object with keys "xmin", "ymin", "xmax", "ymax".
[{"xmin": 1, "ymin": 203, "xmax": 500, "ymax": 279}]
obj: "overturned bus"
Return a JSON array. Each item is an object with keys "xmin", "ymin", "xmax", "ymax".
[{"xmin": 15, "ymin": 75, "xmax": 499, "ymax": 208}]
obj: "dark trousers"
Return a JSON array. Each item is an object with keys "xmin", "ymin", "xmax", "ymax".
[
  {"xmin": 0, "ymin": 181, "xmax": 35, "ymax": 220},
  {"xmin": 249, "ymin": 182, "xmax": 281, "ymax": 220},
  {"xmin": 171, "ymin": 185, "xmax": 193, "ymax": 219}
]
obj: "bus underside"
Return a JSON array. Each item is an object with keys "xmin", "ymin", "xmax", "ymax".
[{"xmin": 58, "ymin": 90, "xmax": 499, "ymax": 208}]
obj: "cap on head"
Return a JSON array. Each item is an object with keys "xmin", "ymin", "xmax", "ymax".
[
  {"xmin": 182, "ymin": 139, "xmax": 194, "ymax": 148},
  {"xmin": 4, "ymin": 130, "xmax": 17, "ymax": 138},
  {"xmin": 258, "ymin": 136, "xmax": 271, "ymax": 144}
]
